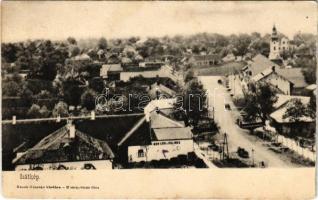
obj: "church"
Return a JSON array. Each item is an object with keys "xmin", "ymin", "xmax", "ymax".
[{"xmin": 268, "ymin": 25, "xmax": 290, "ymax": 61}]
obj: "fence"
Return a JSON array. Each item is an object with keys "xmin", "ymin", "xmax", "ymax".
[{"xmin": 276, "ymin": 134, "xmax": 316, "ymax": 162}]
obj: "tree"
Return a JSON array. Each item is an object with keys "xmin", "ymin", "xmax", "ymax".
[
  {"xmin": 184, "ymin": 70, "xmax": 195, "ymax": 83},
  {"xmin": 2, "ymin": 43, "xmax": 18, "ymax": 63},
  {"xmin": 39, "ymin": 105, "xmax": 50, "ymax": 118},
  {"xmin": 52, "ymin": 101, "xmax": 69, "ymax": 117},
  {"xmin": 244, "ymin": 81, "xmax": 278, "ymax": 122},
  {"xmin": 19, "ymin": 85, "xmax": 33, "ymax": 105},
  {"xmin": 283, "ymin": 99, "xmax": 308, "ymax": 122},
  {"xmin": 67, "ymin": 37, "xmax": 77, "ymax": 45},
  {"xmin": 232, "ymin": 34, "xmax": 252, "ymax": 56},
  {"xmin": 307, "ymin": 94, "xmax": 316, "ymax": 119},
  {"xmin": 61, "ymin": 79, "xmax": 83, "ymax": 106},
  {"xmin": 81, "ymin": 89, "xmax": 97, "ymax": 110},
  {"xmin": 89, "ymin": 77, "xmax": 105, "ymax": 93},
  {"xmin": 70, "ymin": 46, "xmax": 80, "ymax": 57},
  {"xmin": 2, "ymin": 81, "xmax": 21, "ymax": 97},
  {"xmin": 98, "ymin": 37, "xmax": 108, "ymax": 50},
  {"xmin": 180, "ymin": 79, "xmax": 207, "ymax": 126},
  {"xmin": 27, "ymin": 104, "xmax": 41, "ymax": 118}
]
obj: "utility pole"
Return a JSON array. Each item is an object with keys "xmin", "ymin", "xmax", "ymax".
[
  {"xmin": 252, "ymin": 148, "xmax": 255, "ymax": 167},
  {"xmin": 222, "ymin": 133, "xmax": 229, "ymax": 160}
]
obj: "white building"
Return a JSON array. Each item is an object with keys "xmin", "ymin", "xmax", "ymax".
[
  {"xmin": 13, "ymin": 123, "xmax": 114, "ymax": 170},
  {"xmin": 128, "ymin": 110, "xmax": 194, "ymax": 163},
  {"xmin": 269, "ymin": 25, "xmax": 290, "ymax": 60},
  {"xmin": 241, "ymin": 54, "xmax": 302, "ymax": 95},
  {"xmin": 251, "ymin": 67, "xmax": 292, "ymax": 95}
]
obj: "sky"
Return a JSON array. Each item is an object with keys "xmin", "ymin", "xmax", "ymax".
[{"xmin": 2, "ymin": 1, "xmax": 317, "ymax": 43}]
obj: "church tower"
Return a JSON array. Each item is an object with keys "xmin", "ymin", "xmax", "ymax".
[{"xmin": 269, "ymin": 25, "xmax": 281, "ymax": 60}]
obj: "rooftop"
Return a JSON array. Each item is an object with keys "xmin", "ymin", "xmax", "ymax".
[
  {"xmin": 13, "ymin": 125, "xmax": 115, "ymax": 165},
  {"xmin": 270, "ymin": 105, "xmax": 313, "ymax": 124},
  {"xmin": 150, "ymin": 110, "xmax": 184, "ymax": 129},
  {"xmin": 152, "ymin": 127, "xmax": 192, "ymax": 141},
  {"xmin": 149, "ymin": 110, "xmax": 192, "ymax": 141},
  {"xmin": 100, "ymin": 64, "xmax": 123, "ymax": 77},
  {"xmin": 306, "ymin": 84, "xmax": 317, "ymax": 91},
  {"xmin": 247, "ymin": 54, "xmax": 307, "ymax": 88},
  {"xmin": 251, "ymin": 68, "xmax": 274, "ymax": 82},
  {"xmin": 274, "ymin": 94, "xmax": 310, "ymax": 109},
  {"xmin": 149, "ymin": 83, "xmax": 176, "ymax": 98},
  {"xmin": 144, "ymin": 98, "xmax": 176, "ymax": 121},
  {"xmin": 192, "ymin": 54, "xmax": 220, "ymax": 61},
  {"xmin": 248, "ymin": 54, "xmax": 280, "ymax": 76},
  {"xmin": 276, "ymin": 68, "xmax": 308, "ymax": 88}
]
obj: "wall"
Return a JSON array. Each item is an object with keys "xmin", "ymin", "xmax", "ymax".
[
  {"xmin": 15, "ymin": 160, "xmax": 113, "ymax": 170},
  {"xmin": 120, "ymin": 65, "xmax": 184, "ymax": 86},
  {"xmin": 269, "ymin": 40, "xmax": 280, "ymax": 60},
  {"xmin": 120, "ymin": 70, "xmax": 164, "ymax": 82},
  {"xmin": 264, "ymin": 72, "xmax": 291, "ymax": 95},
  {"xmin": 128, "ymin": 139, "xmax": 194, "ymax": 162}
]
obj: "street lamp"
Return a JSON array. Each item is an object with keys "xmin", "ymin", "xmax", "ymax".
[{"xmin": 251, "ymin": 148, "xmax": 255, "ymax": 167}]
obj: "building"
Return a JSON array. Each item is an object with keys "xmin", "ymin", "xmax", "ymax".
[
  {"xmin": 270, "ymin": 95, "xmax": 315, "ymax": 138},
  {"xmin": 269, "ymin": 25, "xmax": 290, "ymax": 61},
  {"xmin": 222, "ymin": 53, "xmax": 236, "ymax": 62},
  {"xmin": 305, "ymin": 84, "xmax": 317, "ymax": 96},
  {"xmin": 148, "ymin": 82, "xmax": 176, "ymax": 99},
  {"xmin": 73, "ymin": 54, "xmax": 91, "ymax": 61},
  {"xmin": 275, "ymin": 68, "xmax": 308, "ymax": 95},
  {"xmin": 100, "ymin": 64, "xmax": 123, "ymax": 81},
  {"xmin": 127, "ymin": 109, "xmax": 194, "ymax": 163},
  {"xmin": 188, "ymin": 54, "xmax": 221, "ymax": 66},
  {"xmin": 250, "ymin": 67, "xmax": 293, "ymax": 95},
  {"xmin": 13, "ymin": 123, "xmax": 114, "ymax": 170},
  {"xmin": 139, "ymin": 61, "xmax": 164, "ymax": 68},
  {"xmin": 242, "ymin": 54, "xmax": 281, "ymax": 77},
  {"xmin": 143, "ymin": 98, "xmax": 176, "ymax": 121},
  {"xmin": 242, "ymin": 54, "xmax": 307, "ymax": 95}
]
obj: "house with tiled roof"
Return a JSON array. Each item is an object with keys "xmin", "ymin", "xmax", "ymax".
[
  {"xmin": 127, "ymin": 108, "xmax": 194, "ymax": 163},
  {"xmin": 189, "ymin": 54, "xmax": 221, "ymax": 66},
  {"xmin": 269, "ymin": 95, "xmax": 315, "ymax": 138},
  {"xmin": 13, "ymin": 123, "xmax": 114, "ymax": 170},
  {"xmin": 143, "ymin": 98, "xmax": 176, "ymax": 121},
  {"xmin": 148, "ymin": 82, "xmax": 176, "ymax": 100},
  {"xmin": 276, "ymin": 68, "xmax": 308, "ymax": 94},
  {"xmin": 100, "ymin": 64, "xmax": 123, "ymax": 81},
  {"xmin": 242, "ymin": 54, "xmax": 307, "ymax": 95}
]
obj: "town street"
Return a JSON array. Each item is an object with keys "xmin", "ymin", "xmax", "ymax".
[{"xmin": 198, "ymin": 76, "xmax": 297, "ymax": 167}]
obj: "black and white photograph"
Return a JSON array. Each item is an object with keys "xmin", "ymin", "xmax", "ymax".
[{"xmin": 1, "ymin": 1, "xmax": 317, "ymax": 198}]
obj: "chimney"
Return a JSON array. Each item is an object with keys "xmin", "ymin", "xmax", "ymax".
[
  {"xmin": 67, "ymin": 120, "xmax": 75, "ymax": 139},
  {"xmin": 69, "ymin": 124, "xmax": 75, "ymax": 139}
]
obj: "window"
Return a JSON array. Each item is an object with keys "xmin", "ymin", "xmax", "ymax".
[
  {"xmin": 138, "ymin": 149, "xmax": 144, "ymax": 157},
  {"xmin": 273, "ymin": 47, "xmax": 276, "ymax": 50}
]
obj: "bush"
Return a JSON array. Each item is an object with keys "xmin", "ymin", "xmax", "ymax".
[
  {"xmin": 81, "ymin": 89, "xmax": 97, "ymax": 110},
  {"xmin": 27, "ymin": 104, "xmax": 41, "ymax": 118},
  {"xmin": 2, "ymin": 81, "xmax": 21, "ymax": 97},
  {"xmin": 52, "ymin": 101, "xmax": 69, "ymax": 117}
]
